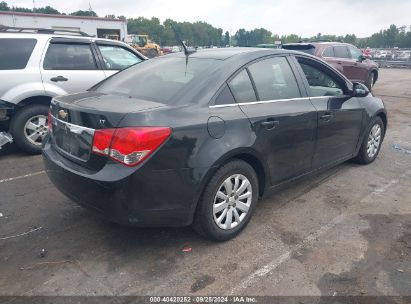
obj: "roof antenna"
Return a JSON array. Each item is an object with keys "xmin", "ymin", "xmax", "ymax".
[
  {"xmin": 180, "ymin": 39, "xmax": 196, "ymax": 57},
  {"xmin": 169, "ymin": 23, "xmax": 196, "ymax": 75}
]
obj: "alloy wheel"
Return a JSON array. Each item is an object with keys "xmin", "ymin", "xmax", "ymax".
[
  {"xmin": 367, "ymin": 124, "xmax": 381, "ymax": 158},
  {"xmin": 24, "ymin": 115, "xmax": 49, "ymax": 146},
  {"xmin": 213, "ymin": 174, "xmax": 252, "ymax": 230}
]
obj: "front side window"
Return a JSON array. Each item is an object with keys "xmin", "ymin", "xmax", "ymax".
[
  {"xmin": 248, "ymin": 57, "xmax": 300, "ymax": 101},
  {"xmin": 97, "ymin": 45, "xmax": 142, "ymax": 70},
  {"xmin": 333, "ymin": 46, "xmax": 350, "ymax": 59},
  {"xmin": 43, "ymin": 43, "xmax": 97, "ymax": 70},
  {"xmin": 228, "ymin": 70, "xmax": 257, "ymax": 103},
  {"xmin": 297, "ymin": 59, "xmax": 344, "ymax": 97},
  {"xmin": 0, "ymin": 38, "xmax": 37, "ymax": 70},
  {"xmin": 348, "ymin": 46, "xmax": 362, "ymax": 60}
]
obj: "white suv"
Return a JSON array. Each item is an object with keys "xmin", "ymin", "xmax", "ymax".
[{"xmin": 0, "ymin": 27, "xmax": 146, "ymax": 153}]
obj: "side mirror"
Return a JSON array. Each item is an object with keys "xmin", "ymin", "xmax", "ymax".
[
  {"xmin": 358, "ymin": 54, "xmax": 367, "ymax": 62},
  {"xmin": 352, "ymin": 82, "xmax": 369, "ymax": 97}
]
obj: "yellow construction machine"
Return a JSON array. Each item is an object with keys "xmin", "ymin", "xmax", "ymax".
[{"xmin": 126, "ymin": 34, "xmax": 163, "ymax": 58}]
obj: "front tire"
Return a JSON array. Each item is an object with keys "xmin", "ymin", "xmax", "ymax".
[
  {"xmin": 366, "ymin": 71, "xmax": 376, "ymax": 91},
  {"xmin": 9, "ymin": 104, "xmax": 50, "ymax": 154},
  {"xmin": 193, "ymin": 160, "xmax": 259, "ymax": 241},
  {"xmin": 353, "ymin": 117, "xmax": 384, "ymax": 164}
]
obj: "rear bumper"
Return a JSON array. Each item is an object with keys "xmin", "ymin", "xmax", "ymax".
[{"xmin": 42, "ymin": 141, "xmax": 201, "ymax": 227}]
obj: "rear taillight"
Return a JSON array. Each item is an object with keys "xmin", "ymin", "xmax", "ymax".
[
  {"xmin": 92, "ymin": 127, "xmax": 171, "ymax": 166},
  {"xmin": 47, "ymin": 110, "xmax": 53, "ymax": 131}
]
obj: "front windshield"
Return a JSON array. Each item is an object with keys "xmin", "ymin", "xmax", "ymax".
[{"xmin": 94, "ymin": 57, "xmax": 220, "ymax": 104}]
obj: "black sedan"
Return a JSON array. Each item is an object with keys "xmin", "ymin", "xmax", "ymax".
[{"xmin": 43, "ymin": 48, "xmax": 387, "ymax": 241}]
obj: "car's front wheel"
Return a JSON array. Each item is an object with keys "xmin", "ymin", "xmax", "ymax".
[
  {"xmin": 9, "ymin": 104, "xmax": 50, "ymax": 154},
  {"xmin": 366, "ymin": 71, "xmax": 376, "ymax": 91},
  {"xmin": 193, "ymin": 160, "xmax": 259, "ymax": 241},
  {"xmin": 353, "ymin": 116, "xmax": 385, "ymax": 164}
]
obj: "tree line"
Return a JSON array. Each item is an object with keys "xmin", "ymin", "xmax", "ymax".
[
  {"xmin": 0, "ymin": 1, "xmax": 98, "ymax": 17},
  {"xmin": 1, "ymin": 1, "xmax": 411, "ymax": 48}
]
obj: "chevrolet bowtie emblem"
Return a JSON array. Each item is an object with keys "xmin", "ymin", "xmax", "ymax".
[{"xmin": 58, "ymin": 109, "xmax": 68, "ymax": 119}]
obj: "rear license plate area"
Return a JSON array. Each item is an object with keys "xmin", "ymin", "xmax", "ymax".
[{"xmin": 53, "ymin": 118, "xmax": 94, "ymax": 161}]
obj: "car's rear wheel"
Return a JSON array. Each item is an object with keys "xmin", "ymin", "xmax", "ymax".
[
  {"xmin": 9, "ymin": 104, "xmax": 49, "ymax": 154},
  {"xmin": 353, "ymin": 117, "xmax": 384, "ymax": 164},
  {"xmin": 193, "ymin": 160, "xmax": 259, "ymax": 241}
]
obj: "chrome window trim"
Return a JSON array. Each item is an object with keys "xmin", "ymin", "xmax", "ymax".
[{"xmin": 209, "ymin": 96, "xmax": 328, "ymax": 109}]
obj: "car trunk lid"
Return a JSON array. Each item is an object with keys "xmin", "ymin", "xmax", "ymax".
[{"xmin": 49, "ymin": 92, "xmax": 166, "ymax": 164}]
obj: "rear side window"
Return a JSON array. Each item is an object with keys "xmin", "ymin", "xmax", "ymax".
[
  {"xmin": 214, "ymin": 85, "xmax": 235, "ymax": 105},
  {"xmin": 334, "ymin": 46, "xmax": 350, "ymax": 59},
  {"xmin": 248, "ymin": 57, "xmax": 300, "ymax": 101},
  {"xmin": 323, "ymin": 47, "xmax": 334, "ymax": 57},
  {"xmin": 228, "ymin": 70, "xmax": 257, "ymax": 103},
  {"xmin": 0, "ymin": 38, "xmax": 37, "ymax": 70},
  {"xmin": 43, "ymin": 43, "xmax": 97, "ymax": 70}
]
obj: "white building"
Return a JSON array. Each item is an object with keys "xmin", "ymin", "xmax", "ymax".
[{"xmin": 0, "ymin": 11, "xmax": 128, "ymax": 40}]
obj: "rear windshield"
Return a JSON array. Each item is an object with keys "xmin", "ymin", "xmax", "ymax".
[
  {"xmin": 282, "ymin": 45, "xmax": 315, "ymax": 55},
  {"xmin": 94, "ymin": 57, "xmax": 220, "ymax": 104},
  {"xmin": 0, "ymin": 38, "xmax": 37, "ymax": 70}
]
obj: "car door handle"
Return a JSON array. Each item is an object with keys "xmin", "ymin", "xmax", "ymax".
[
  {"xmin": 50, "ymin": 76, "xmax": 68, "ymax": 82},
  {"xmin": 320, "ymin": 114, "xmax": 334, "ymax": 121},
  {"xmin": 261, "ymin": 120, "xmax": 280, "ymax": 130}
]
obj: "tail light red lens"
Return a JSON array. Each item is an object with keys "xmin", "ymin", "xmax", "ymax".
[
  {"xmin": 92, "ymin": 127, "xmax": 171, "ymax": 166},
  {"xmin": 47, "ymin": 110, "xmax": 53, "ymax": 131}
]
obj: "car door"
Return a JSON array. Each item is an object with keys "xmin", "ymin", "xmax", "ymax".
[
  {"xmin": 95, "ymin": 42, "xmax": 144, "ymax": 78},
  {"xmin": 229, "ymin": 56, "xmax": 317, "ymax": 185},
  {"xmin": 332, "ymin": 45, "xmax": 356, "ymax": 80},
  {"xmin": 293, "ymin": 56, "xmax": 364, "ymax": 169},
  {"xmin": 346, "ymin": 45, "xmax": 369, "ymax": 82},
  {"xmin": 41, "ymin": 39, "xmax": 106, "ymax": 95}
]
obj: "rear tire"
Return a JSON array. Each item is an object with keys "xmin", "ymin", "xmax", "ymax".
[
  {"xmin": 9, "ymin": 104, "xmax": 50, "ymax": 154},
  {"xmin": 353, "ymin": 117, "xmax": 384, "ymax": 164},
  {"xmin": 193, "ymin": 160, "xmax": 259, "ymax": 241}
]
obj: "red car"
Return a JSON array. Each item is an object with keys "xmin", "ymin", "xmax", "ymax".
[{"xmin": 283, "ymin": 42, "xmax": 379, "ymax": 90}]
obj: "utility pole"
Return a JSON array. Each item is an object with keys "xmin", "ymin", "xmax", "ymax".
[{"xmin": 32, "ymin": 0, "xmax": 36, "ymax": 12}]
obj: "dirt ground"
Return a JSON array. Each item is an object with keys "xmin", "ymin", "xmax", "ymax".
[{"xmin": 0, "ymin": 69, "xmax": 410, "ymax": 297}]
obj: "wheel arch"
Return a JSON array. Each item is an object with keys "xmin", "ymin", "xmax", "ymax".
[
  {"xmin": 197, "ymin": 149, "xmax": 269, "ymax": 204},
  {"xmin": 375, "ymin": 110, "xmax": 387, "ymax": 135},
  {"xmin": 17, "ymin": 95, "xmax": 53, "ymax": 108},
  {"xmin": 370, "ymin": 69, "xmax": 379, "ymax": 84},
  {"xmin": 189, "ymin": 149, "xmax": 269, "ymax": 225}
]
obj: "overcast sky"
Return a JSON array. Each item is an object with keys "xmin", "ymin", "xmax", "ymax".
[{"xmin": 11, "ymin": 0, "xmax": 411, "ymax": 37}]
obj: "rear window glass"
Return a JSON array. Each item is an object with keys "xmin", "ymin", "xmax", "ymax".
[
  {"xmin": 282, "ymin": 45, "xmax": 315, "ymax": 55},
  {"xmin": 334, "ymin": 46, "xmax": 350, "ymax": 58},
  {"xmin": 94, "ymin": 57, "xmax": 220, "ymax": 104},
  {"xmin": 0, "ymin": 38, "xmax": 37, "ymax": 70},
  {"xmin": 44, "ymin": 43, "xmax": 97, "ymax": 70},
  {"xmin": 214, "ymin": 85, "xmax": 235, "ymax": 105},
  {"xmin": 248, "ymin": 57, "xmax": 301, "ymax": 101},
  {"xmin": 228, "ymin": 70, "xmax": 257, "ymax": 103},
  {"xmin": 323, "ymin": 47, "xmax": 334, "ymax": 57}
]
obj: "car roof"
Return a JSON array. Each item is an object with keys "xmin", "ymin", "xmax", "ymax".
[
  {"xmin": 163, "ymin": 47, "xmax": 296, "ymax": 60},
  {"xmin": 0, "ymin": 31, "xmax": 125, "ymax": 44}
]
